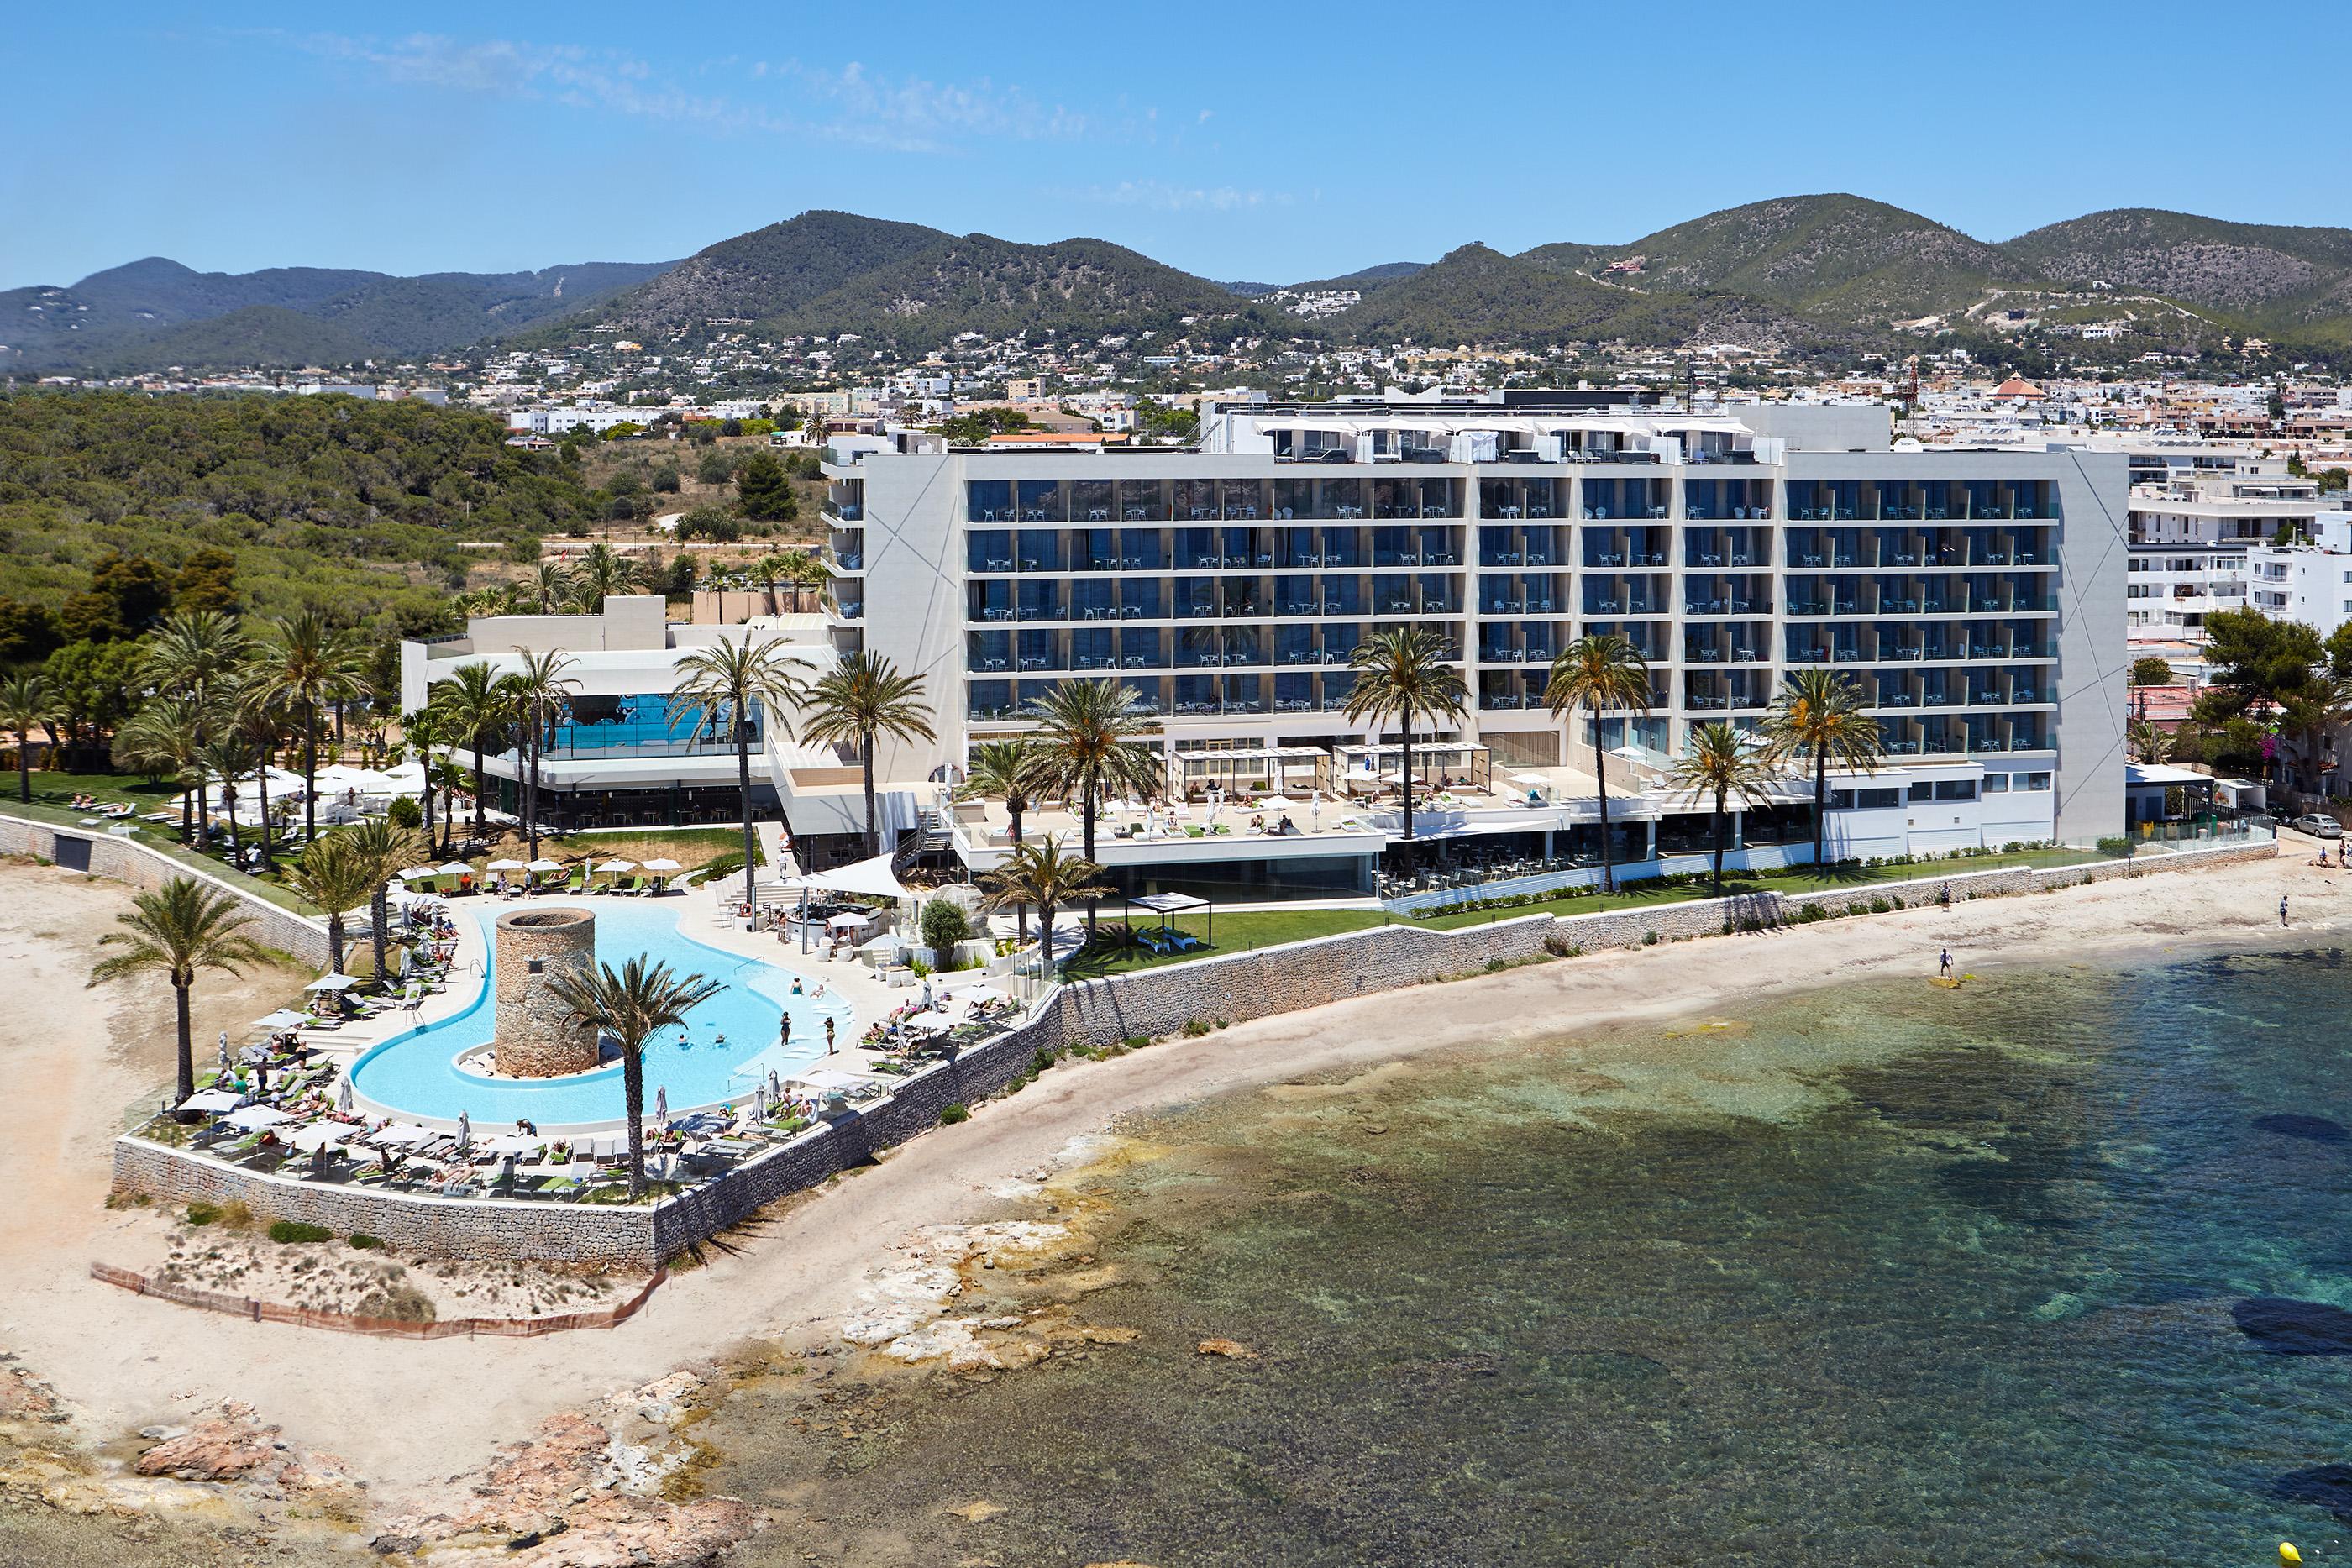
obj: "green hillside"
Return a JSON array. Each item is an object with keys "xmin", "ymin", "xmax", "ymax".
[
  {"xmin": 586, "ymin": 210, "xmax": 953, "ymax": 335},
  {"xmin": 1999, "ymin": 207, "xmax": 2352, "ymax": 324},
  {"xmin": 1336, "ymin": 243, "xmax": 1803, "ymax": 349},
  {"xmin": 112, "ymin": 306, "xmax": 385, "ymax": 371}
]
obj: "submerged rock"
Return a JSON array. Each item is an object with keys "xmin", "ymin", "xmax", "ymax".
[
  {"xmin": 2232, "ymin": 1298, "xmax": 2352, "ymax": 1355},
  {"xmin": 1196, "ymin": 1339, "xmax": 1258, "ymax": 1360},
  {"xmin": 2254, "ymin": 1114, "xmax": 2351, "ymax": 1145},
  {"xmin": 2272, "ymin": 1463, "xmax": 2352, "ymax": 1523}
]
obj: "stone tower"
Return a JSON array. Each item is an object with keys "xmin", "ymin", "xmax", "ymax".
[{"xmin": 492, "ymin": 907, "xmax": 599, "ymax": 1078}]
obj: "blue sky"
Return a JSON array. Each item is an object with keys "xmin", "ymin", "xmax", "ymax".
[{"xmin": 4, "ymin": 1, "xmax": 2339, "ymax": 289}]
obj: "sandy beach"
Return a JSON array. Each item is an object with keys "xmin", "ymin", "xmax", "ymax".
[{"xmin": 0, "ymin": 842, "xmax": 2339, "ymax": 1521}]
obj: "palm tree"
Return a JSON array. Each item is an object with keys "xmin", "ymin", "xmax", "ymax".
[
  {"xmin": 115, "ymin": 695, "xmax": 203, "ymax": 836},
  {"xmin": 401, "ymin": 706, "xmax": 445, "ymax": 856},
  {"xmin": 0, "ymin": 671, "xmax": 50, "ymax": 804},
  {"xmin": 2278, "ymin": 676, "xmax": 2352, "ymax": 799},
  {"xmin": 979, "ymin": 837, "xmax": 1110, "ymax": 977},
  {"xmin": 1545, "ymin": 634, "xmax": 1655, "ymax": 894},
  {"xmin": 750, "ymin": 553, "xmax": 791, "ymax": 616},
  {"xmin": 1761, "ymin": 668, "xmax": 1885, "ymax": 870},
  {"xmin": 505, "ymin": 649, "xmax": 578, "ymax": 860},
  {"xmin": 229, "ymin": 676, "xmax": 287, "ymax": 872},
  {"xmin": 1023, "ymin": 680, "xmax": 1163, "ymax": 939},
  {"xmin": 546, "ymin": 957, "xmax": 723, "ymax": 1198},
  {"xmin": 2128, "ymin": 717, "xmax": 2176, "ymax": 765},
  {"xmin": 961, "ymin": 738, "xmax": 1040, "ymax": 941},
  {"xmin": 798, "ymin": 652, "xmax": 935, "ymax": 859},
  {"xmin": 89, "ymin": 877, "xmax": 269, "ymax": 1108},
  {"xmin": 1667, "ymin": 721, "xmax": 1782, "ymax": 897},
  {"xmin": 1341, "ymin": 627, "xmax": 1467, "ymax": 855},
  {"xmin": 249, "ymin": 611, "xmax": 365, "ymax": 847},
  {"xmin": 280, "ymin": 836, "xmax": 377, "ymax": 978},
  {"xmin": 428, "ymin": 755, "xmax": 469, "ymax": 857},
  {"xmin": 428, "ymin": 661, "xmax": 514, "ymax": 843},
  {"xmin": 138, "ymin": 611, "xmax": 252, "ymax": 844},
  {"xmin": 667, "ymin": 638, "xmax": 807, "ymax": 908},
  {"xmin": 527, "ymin": 560, "xmax": 575, "ymax": 613},
  {"xmin": 338, "ymin": 817, "xmax": 420, "ymax": 984},
  {"xmin": 781, "ymin": 550, "xmax": 832, "ymax": 613},
  {"xmin": 568, "ymin": 543, "xmax": 638, "ymax": 610},
  {"xmin": 199, "ymin": 732, "xmax": 260, "ymax": 867}
]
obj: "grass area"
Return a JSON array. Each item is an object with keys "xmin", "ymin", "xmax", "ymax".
[
  {"xmin": 543, "ymin": 827, "xmax": 764, "ymax": 873},
  {"xmin": 1058, "ymin": 906, "xmax": 1392, "ymax": 978}
]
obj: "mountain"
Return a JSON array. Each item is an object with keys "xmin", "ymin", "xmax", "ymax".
[
  {"xmin": 1216, "ymin": 280, "xmax": 1279, "ymax": 297},
  {"xmin": 0, "ymin": 255, "xmax": 675, "ymax": 373},
  {"xmin": 1999, "ymin": 208, "xmax": 2352, "ymax": 326},
  {"xmin": 585, "ymin": 211, "xmax": 949, "ymax": 334},
  {"xmin": 756, "ymin": 232, "xmax": 1241, "ymax": 345},
  {"xmin": 1339, "ymin": 244, "xmax": 1803, "ymax": 349},
  {"xmin": 1529, "ymin": 195, "xmax": 2040, "ymax": 323}
]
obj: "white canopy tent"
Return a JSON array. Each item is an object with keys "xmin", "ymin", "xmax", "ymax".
[{"xmin": 801, "ymin": 852, "xmax": 908, "ymax": 900}]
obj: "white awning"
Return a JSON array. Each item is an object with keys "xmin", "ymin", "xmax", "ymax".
[{"xmin": 803, "ymin": 852, "xmax": 908, "ymax": 899}]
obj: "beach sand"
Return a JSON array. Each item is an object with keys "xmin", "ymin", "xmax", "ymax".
[{"xmin": 0, "ymin": 843, "xmax": 2338, "ymax": 1520}]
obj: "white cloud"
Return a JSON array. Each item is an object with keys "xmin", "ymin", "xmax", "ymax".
[
  {"xmin": 264, "ymin": 31, "xmax": 1126, "ymax": 154},
  {"xmin": 1075, "ymin": 180, "xmax": 1291, "ymax": 213}
]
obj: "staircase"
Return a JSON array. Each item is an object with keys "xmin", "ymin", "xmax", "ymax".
[{"xmin": 893, "ymin": 807, "xmax": 953, "ymax": 878}]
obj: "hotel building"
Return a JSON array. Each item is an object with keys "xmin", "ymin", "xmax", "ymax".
[{"xmin": 818, "ymin": 393, "xmax": 2130, "ymax": 899}]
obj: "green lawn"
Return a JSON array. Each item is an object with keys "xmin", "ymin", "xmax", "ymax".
[{"xmin": 1058, "ymin": 906, "xmax": 1393, "ymax": 978}]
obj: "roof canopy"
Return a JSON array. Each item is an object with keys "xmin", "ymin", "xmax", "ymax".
[
  {"xmin": 803, "ymin": 852, "xmax": 908, "ymax": 899},
  {"xmin": 1129, "ymin": 892, "xmax": 1209, "ymax": 914}
]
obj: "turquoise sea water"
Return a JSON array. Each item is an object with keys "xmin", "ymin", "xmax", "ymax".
[
  {"xmin": 345, "ymin": 898, "xmax": 856, "ymax": 1127},
  {"xmin": 704, "ymin": 949, "xmax": 2352, "ymax": 1566}
]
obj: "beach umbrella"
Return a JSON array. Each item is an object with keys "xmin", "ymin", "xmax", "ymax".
[
  {"xmin": 486, "ymin": 858, "xmax": 527, "ymax": 873},
  {"xmin": 655, "ymin": 1085, "xmax": 669, "ymax": 1129},
  {"xmin": 754, "ymin": 1085, "xmax": 769, "ymax": 1123},
  {"xmin": 768, "ymin": 1068, "xmax": 782, "ymax": 1099},
  {"xmin": 437, "ymin": 863, "xmax": 471, "ymax": 877},
  {"xmin": 399, "ymin": 865, "xmax": 441, "ymax": 883},
  {"xmin": 457, "ymin": 1110, "xmax": 471, "ymax": 1151},
  {"xmin": 306, "ymin": 973, "xmax": 361, "ymax": 992},
  {"xmin": 336, "ymin": 1076, "xmax": 354, "ymax": 1114},
  {"xmin": 827, "ymin": 910, "xmax": 869, "ymax": 929},
  {"xmin": 639, "ymin": 857, "xmax": 683, "ymax": 873},
  {"xmin": 282, "ymin": 1123, "xmax": 349, "ymax": 1152},
  {"xmin": 961, "ymin": 985, "xmax": 1007, "ymax": 1006},
  {"xmin": 595, "ymin": 857, "xmax": 637, "ymax": 873},
  {"xmin": 527, "ymin": 858, "xmax": 563, "ymax": 873},
  {"xmin": 901, "ymin": 1013, "xmax": 951, "ymax": 1035},
  {"xmin": 223, "ymin": 1104, "xmax": 291, "ymax": 1130},
  {"xmin": 180, "ymin": 1088, "xmax": 244, "ymax": 1114}
]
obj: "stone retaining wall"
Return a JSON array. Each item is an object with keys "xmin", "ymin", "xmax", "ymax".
[
  {"xmin": 110, "ymin": 833, "xmax": 2276, "ymax": 1266},
  {"xmin": 0, "ymin": 814, "xmax": 331, "ymax": 968}
]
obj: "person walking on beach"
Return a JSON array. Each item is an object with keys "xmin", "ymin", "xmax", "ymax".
[
  {"xmin": 1939, "ymin": 947, "xmax": 1953, "ymax": 978},
  {"xmin": 2281, "ymin": 894, "xmax": 2291, "ymax": 927}
]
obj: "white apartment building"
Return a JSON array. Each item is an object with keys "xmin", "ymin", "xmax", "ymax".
[
  {"xmin": 2126, "ymin": 460, "xmax": 2341, "ymax": 642},
  {"xmin": 821, "ymin": 393, "xmax": 2128, "ymax": 900}
]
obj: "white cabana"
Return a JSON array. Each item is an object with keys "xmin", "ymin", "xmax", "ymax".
[
  {"xmin": 803, "ymin": 852, "xmax": 908, "ymax": 900},
  {"xmin": 306, "ymin": 973, "xmax": 362, "ymax": 992},
  {"xmin": 223, "ymin": 1104, "xmax": 291, "ymax": 1130}
]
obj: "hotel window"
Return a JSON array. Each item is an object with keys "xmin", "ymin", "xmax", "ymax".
[
  {"xmin": 1982, "ymin": 774, "xmax": 2010, "ymax": 793},
  {"xmin": 1934, "ymin": 779, "xmax": 1977, "ymax": 802},
  {"xmin": 1907, "ymin": 782, "xmax": 1935, "ymax": 803},
  {"xmin": 2020, "ymin": 772, "xmax": 2052, "ymax": 790}
]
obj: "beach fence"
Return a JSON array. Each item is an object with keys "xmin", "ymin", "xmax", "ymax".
[{"xmin": 88, "ymin": 1261, "xmax": 666, "ymax": 1338}]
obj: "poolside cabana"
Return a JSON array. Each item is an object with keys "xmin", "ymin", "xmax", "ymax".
[
  {"xmin": 1123, "ymin": 890, "xmax": 1213, "ymax": 950},
  {"xmin": 1168, "ymin": 745, "xmax": 1334, "ymax": 801}
]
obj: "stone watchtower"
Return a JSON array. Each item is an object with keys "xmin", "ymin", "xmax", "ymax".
[{"xmin": 492, "ymin": 908, "xmax": 599, "ymax": 1078}]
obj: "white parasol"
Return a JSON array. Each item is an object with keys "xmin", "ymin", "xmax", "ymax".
[{"xmin": 485, "ymin": 858, "xmax": 527, "ymax": 873}]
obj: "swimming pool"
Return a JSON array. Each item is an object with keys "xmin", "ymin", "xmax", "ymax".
[{"xmin": 346, "ymin": 898, "xmax": 857, "ymax": 1130}]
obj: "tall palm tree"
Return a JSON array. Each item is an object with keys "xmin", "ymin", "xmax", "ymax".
[
  {"xmin": 798, "ymin": 652, "xmax": 935, "ymax": 859},
  {"xmin": 198, "ymin": 732, "xmax": 260, "ymax": 867},
  {"xmin": 781, "ymin": 550, "xmax": 832, "ymax": 613},
  {"xmin": 249, "ymin": 611, "xmax": 365, "ymax": 847},
  {"xmin": 2128, "ymin": 716, "xmax": 2176, "ymax": 766},
  {"xmin": 1667, "ymin": 721, "xmax": 1781, "ymax": 897},
  {"xmin": 428, "ymin": 755, "xmax": 470, "ymax": 857},
  {"xmin": 401, "ymin": 705, "xmax": 445, "ymax": 856},
  {"xmin": 528, "ymin": 560, "xmax": 575, "ymax": 614},
  {"xmin": 979, "ymin": 837, "xmax": 1110, "ymax": 977},
  {"xmin": 338, "ymin": 817, "xmax": 420, "ymax": 984},
  {"xmin": 546, "ymin": 957, "xmax": 723, "ymax": 1198},
  {"xmin": 505, "ymin": 649, "xmax": 578, "ymax": 860},
  {"xmin": 280, "ymin": 836, "xmax": 377, "ymax": 978},
  {"xmin": 568, "ymin": 543, "xmax": 638, "ymax": 610},
  {"xmin": 229, "ymin": 675, "xmax": 288, "ymax": 872},
  {"xmin": 667, "ymin": 637, "xmax": 806, "ymax": 907},
  {"xmin": 137, "ymin": 611, "xmax": 252, "ymax": 844},
  {"xmin": 1761, "ymin": 668, "xmax": 1885, "ymax": 870},
  {"xmin": 1544, "ymin": 634, "xmax": 1654, "ymax": 894},
  {"xmin": 115, "ymin": 695, "xmax": 203, "ymax": 836},
  {"xmin": 89, "ymin": 877, "xmax": 269, "ymax": 1108},
  {"xmin": 428, "ymin": 660, "xmax": 514, "ymax": 843},
  {"xmin": 750, "ymin": 553, "xmax": 791, "ymax": 616},
  {"xmin": 1023, "ymin": 680, "xmax": 1163, "ymax": 939},
  {"xmin": 0, "ymin": 671, "xmax": 50, "ymax": 804},
  {"xmin": 1341, "ymin": 627, "xmax": 1467, "ymax": 855},
  {"xmin": 961, "ymin": 738, "xmax": 1040, "ymax": 941}
]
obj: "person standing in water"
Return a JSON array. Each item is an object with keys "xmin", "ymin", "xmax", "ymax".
[
  {"xmin": 1939, "ymin": 947, "xmax": 1953, "ymax": 978},
  {"xmin": 825, "ymin": 1017, "xmax": 837, "ymax": 1055}
]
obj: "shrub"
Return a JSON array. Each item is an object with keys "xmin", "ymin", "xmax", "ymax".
[
  {"xmin": 354, "ymin": 1279, "xmax": 436, "ymax": 1324},
  {"xmin": 908, "ymin": 956, "xmax": 932, "ymax": 978},
  {"xmin": 939, "ymin": 1103, "xmax": 970, "ymax": 1125},
  {"xmin": 2096, "ymin": 836, "xmax": 2134, "ymax": 857},
  {"xmin": 185, "ymin": 1202, "xmax": 221, "ymax": 1225},
  {"xmin": 1642, "ymin": 931, "xmax": 1660, "ymax": 947},
  {"xmin": 920, "ymin": 898, "xmax": 970, "ymax": 952},
  {"xmin": 269, "ymin": 1220, "xmax": 333, "ymax": 1245},
  {"xmin": 386, "ymin": 795, "xmax": 423, "ymax": 831},
  {"xmin": 218, "ymin": 1199, "xmax": 254, "ymax": 1230},
  {"xmin": 349, "ymin": 1233, "xmax": 386, "ymax": 1251},
  {"xmin": 1183, "ymin": 1019, "xmax": 1212, "ymax": 1037},
  {"xmin": 1123, "ymin": 1036, "xmax": 1152, "ymax": 1051}
]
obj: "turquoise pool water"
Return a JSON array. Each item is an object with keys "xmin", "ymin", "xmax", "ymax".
[{"xmin": 345, "ymin": 898, "xmax": 857, "ymax": 1129}]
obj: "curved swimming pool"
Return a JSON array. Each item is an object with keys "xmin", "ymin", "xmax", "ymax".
[{"xmin": 346, "ymin": 899, "xmax": 857, "ymax": 1130}]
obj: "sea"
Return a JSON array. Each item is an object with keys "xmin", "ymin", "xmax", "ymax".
[{"xmin": 700, "ymin": 947, "xmax": 2352, "ymax": 1567}]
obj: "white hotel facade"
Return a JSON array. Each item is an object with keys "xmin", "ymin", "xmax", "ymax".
[{"xmin": 811, "ymin": 393, "xmax": 2129, "ymax": 900}]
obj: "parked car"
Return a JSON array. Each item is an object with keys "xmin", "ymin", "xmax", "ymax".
[{"xmin": 2293, "ymin": 813, "xmax": 2344, "ymax": 838}]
